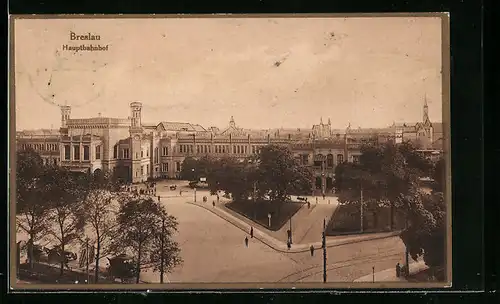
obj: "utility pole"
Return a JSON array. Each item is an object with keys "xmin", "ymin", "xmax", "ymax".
[
  {"xmin": 405, "ymin": 217, "xmax": 410, "ymax": 277},
  {"xmin": 322, "ymin": 218, "xmax": 327, "ymax": 283},
  {"xmin": 85, "ymin": 238, "xmax": 90, "ymax": 283},
  {"xmin": 160, "ymin": 217, "xmax": 165, "ymax": 283},
  {"xmin": 253, "ymin": 181, "xmax": 257, "ymax": 220},
  {"xmin": 360, "ymin": 183, "xmax": 364, "ymax": 233}
]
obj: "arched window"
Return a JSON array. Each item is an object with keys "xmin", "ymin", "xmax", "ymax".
[{"xmin": 327, "ymin": 154, "xmax": 334, "ymax": 167}]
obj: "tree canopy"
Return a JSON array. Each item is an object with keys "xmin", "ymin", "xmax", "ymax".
[{"xmin": 186, "ymin": 145, "xmax": 313, "ymax": 203}]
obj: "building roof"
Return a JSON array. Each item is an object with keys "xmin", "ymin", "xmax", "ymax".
[
  {"xmin": 17, "ymin": 129, "xmax": 60, "ymax": 137},
  {"xmin": 157, "ymin": 121, "xmax": 207, "ymax": 132}
]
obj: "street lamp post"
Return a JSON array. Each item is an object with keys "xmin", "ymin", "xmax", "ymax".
[{"xmin": 289, "ymin": 217, "xmax": 293, "ymax": 244}]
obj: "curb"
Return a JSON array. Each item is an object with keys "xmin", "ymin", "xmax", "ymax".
[{"xmin": 186, "ymin": 201, "xmax": 401, "ymax": 254}]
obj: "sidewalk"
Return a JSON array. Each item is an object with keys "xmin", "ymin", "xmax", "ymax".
[
  {"xmin": 187, "ymin": 201, "xmax": 401, "ymax": 254},
  {"xmin": 353, "ymin": 260, "xmax": 428, "ymax": 282}
]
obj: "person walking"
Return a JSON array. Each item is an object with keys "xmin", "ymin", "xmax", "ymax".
[
  {"xmin": 287, "ymin": 240, "xmax": 291, "ymax": 250},
  {"xmin": 250, "ymin": 227, "xmax": 254, "ymax": 238},
  {"xmin": 158, "ymin": 195, "xmax": 161, "ymax": 202},
  {"xmin": 316, "ymin": 197, "xmax": 318, "ymax": 204},
  {"xmin": 244, "ymin": 236, "xmax": 249, "ymax": 247},
  {"xmin": 212, "ymin": 201, "xmax": 215, "ymax": 208},
  {"xmin": 310, "ymin": 245, "xmax": 315, "ymax": 257}
]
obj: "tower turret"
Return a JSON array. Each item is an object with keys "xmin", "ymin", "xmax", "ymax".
[
  {"xmin": 60, "ymin": 105, "xmax": 71, "ymax": 128},
  {"xmin": 130, "ymin": 102, "xmax": 143, "ymax": 128}
]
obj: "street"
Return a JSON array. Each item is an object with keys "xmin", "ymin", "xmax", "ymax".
[{"xmin": 16, "ymin": 179, "xmax": 406, "ymax": 283}]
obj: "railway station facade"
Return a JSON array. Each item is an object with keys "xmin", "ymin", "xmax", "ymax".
[{"xmin": 16, "ymin": 101, "xmax": 443, "ymax": 193}]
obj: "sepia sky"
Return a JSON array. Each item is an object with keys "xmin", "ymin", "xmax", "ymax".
[{"xmin": 13, "ymin": 16, "xmax": 444, "ymax": 131}]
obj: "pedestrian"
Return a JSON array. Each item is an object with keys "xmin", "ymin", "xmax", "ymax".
[
  {"xmin": 316, "ymin": 197, "xmax": 318, "ymax": 204},
  {"xmin": 287, "ymin": 240, "xmax": 291, "ymax": 250},
  {"xmin": 179, "ymin": 190, "xmax": 182, "ymax": 196},
  {"xmin": 250, "ymin": 227, "xmax": 254, "ymax": 238},
  {"xmin": 244, "ymin": 236, "xmax": 249, "ymax": 247},
  {"xmin": 323, "ymin": 193, "xmax": 326, "ymax": 200},
  {"xmin": 212, "ymin": 201, "xmax": 215, "ymax": 208},
  {"xmin": 158, "ymin": 195, "xmax": 161, "ymax": 202},
  {"xmin": 310, "ymin": 245, "xmax": 315, "ymax": 256},
  {"xmin": 308, "ymin": 201, "xmax": 311, "ymax": 209},
  {"xmin": 396, "ymin": 263, "xmax": 401, "ymax": 277},
  {"xmin": 217, "ymin": 194, "xmax": 220, "ymax": 204}
]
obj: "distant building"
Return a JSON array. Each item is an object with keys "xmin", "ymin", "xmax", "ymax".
[{"xmin": 16, "ymin": 99, "xmax": 443, "ymax": 189}]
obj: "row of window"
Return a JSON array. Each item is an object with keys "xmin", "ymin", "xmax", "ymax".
[
  {"xmin": 20, "ymin": 143, "xmax": 58, "ymax": 151},
  {"xmin": 63, "ymin": 145, "xmax": 101, "ymax": 161},
  {"xmin": 111, "ymin": 144, "xmax": 267, "ymax": 161},
  {"xmin": 160, "ymin": 162, "xmax": 181, "ymax": 172}
]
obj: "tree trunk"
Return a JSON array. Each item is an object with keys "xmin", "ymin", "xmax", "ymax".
[
  {"xmin": 60, "ymin": 242, "xmax": 65, "ymax": 277},
  {"xmin": 136, "ymin": 244, "xmax": 142, "ymax": 284},
  {"xmin": 94, "ymin": 238, "xmax": 101, "ymax": 283},
  {"xmin": 28, "ymin": 234, "xmax": 34, "ymax": 270}
]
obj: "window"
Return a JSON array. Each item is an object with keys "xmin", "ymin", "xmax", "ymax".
[
  {"xmin": 141, "ymin": 166, "xmax": 144, "ymax": 175},
  {"xmin": 146, "ymin": 165, "xmax": 149, "ymax": 174},
  {"xmin": 83, "ymin": 145, "xmax": 90, "ymax": 161},
  {"xmin": 123, "ymin": 148, "xmax": 130, "ymax": 159},
  {"xmin": 190, "ymin": 145, "xmax": 193, "ymax": 153},
  {"xmin": 94, "ymin": 145, "xmax": 101, "ymax": 160},
  {"xmin": 327, "ymin": 154, "xmax": 334, "ymax": 167},
  {"xmin": 147, "ymin": 149, "xmax": 149, "ymax": 157},
  {"xmin": 162, "ymin": 146, "xmax": 168, "ymax": 156},
  {"xmin": 136, "ymin": 152, "xmax": 139, "ymax": 159},
  {"xmin": 73, "ymin": 146, "xmax": 80, "ymax": 160},
  {"xmin": 337, "ymin": 154, "xmax": 344, "ymax": 164},
  {"xmin": 302, "ymin": 154, "xmax": 308, "ymax": 165},
  {"xmin": 162, "ymin": 163, "xmax": 168, "ymax": 172},
  {"xmin": 244, "ymin": 146, "xmax": 247, "ymax": 154},
  {"xmin": 353, "ymin": 155, "xmax": 360, "ymax": 164},
  {"xmin": 154, "ymin": 147, "xmax": 159, "ymax": 163},
  {"xmin": 113, "ymin": 145, "xmax": 118, "ymax": 158},
  {"xmin": 176, "ymin": 162, "xmax": 181, "ymax": 172},
  {"xmin": 141, "ymin": 150, "xmax": 144, "ymax": 158},
  {"xmin": 64, "ymin": 145, "xmax": 70, "ymax": 160}
]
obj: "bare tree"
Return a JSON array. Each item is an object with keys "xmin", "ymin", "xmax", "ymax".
[
  {"xmin": 83, "ymin": 188, "xmax": 120, "ymax": 283},
  {"xmin": 150, "ymin": 213, "xmax": 183, "ymax": 283},
  {"xmin": 16, "ymin": 149, "xmax": 53, "ymax": 269},
  {"xmin": 113, "ymin": 195, "xmax": 180, "ymax": 283},
  {"xmin": 44, "ymin": 167, "xmax": 86, "ymax": 276}
]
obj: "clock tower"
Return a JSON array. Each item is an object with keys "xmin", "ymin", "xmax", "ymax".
[{"xmin": 129, "ymin": 102, "xmax": 144, "ymax": 183}]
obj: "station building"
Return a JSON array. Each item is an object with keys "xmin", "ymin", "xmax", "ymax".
[{"xmin": 16, "ymin": 100, "xmax": 444, "ymax": 193}]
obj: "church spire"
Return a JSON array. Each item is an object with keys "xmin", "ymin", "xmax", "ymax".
[
  {"xmin": 229, "ymin": 116, "xmax": 236, "ymax": 128},
  {"xmin": 328, "ymin": 118, "xmax": 331, "ymax": 125},
  {"xmin": 320, "ymin": 117, "xmax": 323, "ymax": 125},
  {"xmin": 423, "ymin": 96, "xmax": 430, "ymax": 123}
]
